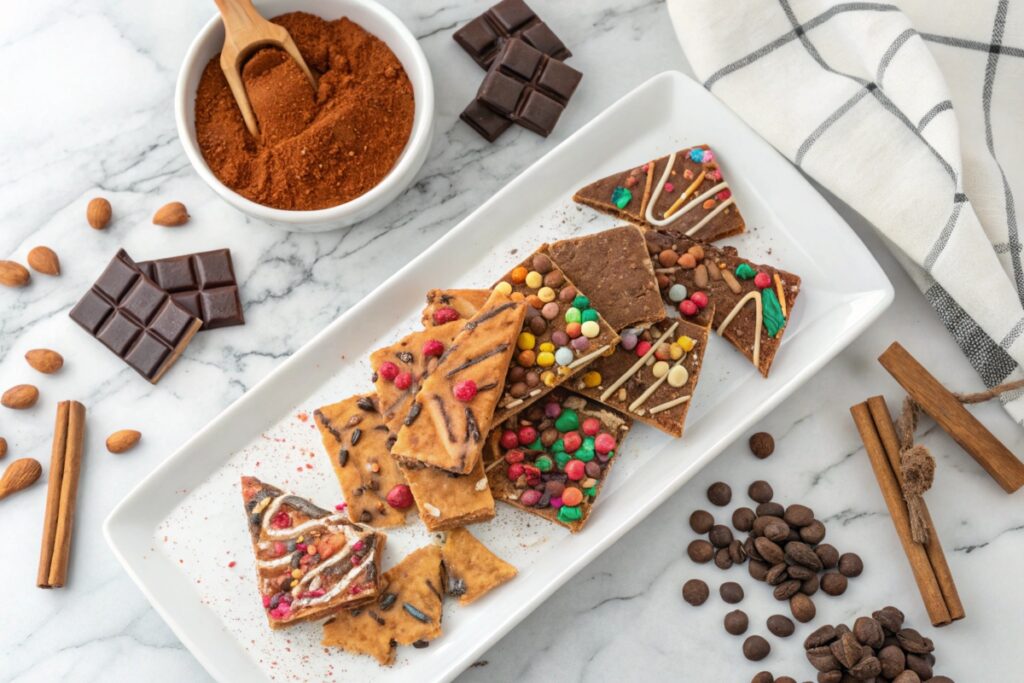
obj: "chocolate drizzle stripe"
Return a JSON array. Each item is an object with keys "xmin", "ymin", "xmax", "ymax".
[
  {"xmin": 432, "ymin": 394, "xmax": 457, "ymax": 443},
  {"xmin": 465, "ymin": 407, "xmax": 481, "ymax": 444},
  {"xmin": 444, "ymin": 344, "xmax": 509, "ymax": 378},
  {"xmin": 404, "ymin": 401, "xmax": 422, "ymax": 426},
  {"xmin": 314, "ymin": 410, "xmax": 343, "ymax": 443},
  {"xmin": 426, "ymin": 578, "xmax": 442, "ymax": 602},
  {"xmin": 464, "ymin": 301, "xmax": 518, "ymax": 330},
  {"xmin": 476, "ymin": 381, "xmax": 499, "ymax": 393}
]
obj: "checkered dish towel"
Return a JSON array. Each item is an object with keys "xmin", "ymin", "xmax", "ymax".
[{"xmin": 668, "ymin": 0, "xmax": 1024, "ymax": 425}]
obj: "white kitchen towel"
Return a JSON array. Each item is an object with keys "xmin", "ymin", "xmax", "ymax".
[{"xmin": 667, "ymin": 0, "xmax": 1024, "ymax": 425}]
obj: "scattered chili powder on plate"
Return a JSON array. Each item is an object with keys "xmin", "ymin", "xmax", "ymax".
[{"xmin": 194, "ymin": 12, "xmax": 415, "ymax": 211}]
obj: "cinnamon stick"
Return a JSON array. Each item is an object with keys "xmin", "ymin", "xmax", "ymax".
[
  {"xmin": 867, "ymin": 396, "xmax": 964, "ymax": 622},
  {"xmin": 879, "ymin": 342, "xmax": 1024, "ymax": 493},
  {"xmin": 850, "ymin": 402, "xmax": 952, "ymax": 626},
  {"xmin": 37, "ymin": 400, "xmax": 86, "ymax": 588}
]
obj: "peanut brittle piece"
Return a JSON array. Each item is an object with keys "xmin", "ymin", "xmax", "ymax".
[
  {"xmin": 240, "ymin": 477, "xmax": 384, "ymax": 629},
  {"xmin": 573, "ymin": 144, "xmax": 745, "ymax": 242},
  {"xmin": 421, "ymin": 288, "xmax": 490, "ymax": 327},
  {"xmin": 322, "ymin": 545, "xmax": 444, "ymax": 666},
  {"xmin": 572, "ymin": 312, "xmax": 712, "ymax": 437},
  {"xmin": 400, "ymin": 458, "xmax": 495, "ymax": 532},
  {"xmin": 491, "ymin": 245, "xmax": 620, "ymax": 423},
  {"xmin": 393, "ymin": 289, "xmax": 526, "ymax": 474},
  {"xmin": 484, "ymin": 389, "xmax": 632, "ymax": 532},
  {"xmin": 314, "ymin": 394, "xmax": 409, "ymax": 528},
  {"xmin": 441, "ymin": 528, "xmax": 517, "ymax": 605}
]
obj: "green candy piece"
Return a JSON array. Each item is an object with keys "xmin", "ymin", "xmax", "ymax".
[
  {"xmin": 552, "ymin": 438, "xmax": 565, "ymax": 453},
  {"xmin": 761, "ymin": 288, "xmax": 786, "ymax": 337},
  {"xmin": 575, "ymin": 442, "xmax": 595, "ymax": 462},
  {"xmin": 528, "ymin": 437, "xmax": 544, "ymax": 451},
  {"xmin": 535, "ymin": 455, "xmax": 554, "ymax": 472},
  {"xmin": 584, "ymin": 485, "xmax": 597, "ymax": 497},
  {"xmin": 555, "ymin": 450, "xmax": 571, "ymax": 469},
  {"xmin": 557, "ymin": 505, "xmax": 583, "ymax": 523},
  {"xmin": 572, "ymin": 294, "xmax": 590, "ymax": 310},
  {"xmin": 734, "ymin": 263, "xmax": 756, "ymax": 280},
  {"xmin": 611, "ymin": 186, "xmax": 632, "ymax": 209},
  {"xmin": 564, "ymin": 307, "xmax": 582, "ymax": 324},
  {"xmin": 581, "ymin": 308, "xmax": 599, "ymax": 323},
  {"xmin": 555, "ymin": 409, "xmax": 579, "ymax": 432}
]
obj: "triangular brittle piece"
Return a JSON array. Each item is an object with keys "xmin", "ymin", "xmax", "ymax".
[
  {"xmin": 441, "ymin": 528, "xmax": 517, "ymax": 605},
  {"xmin": 314, "ymin": 394, "xmax": 409, "ymax": 528},
  {"xmin": 572, "ymin": 312, "xmax": 712, "ymax": 437},
  {"xmin": 491, "ymin": 245, "xmax": 620, "ymax": 423},
  {"xmin": 573, "ymin": 145, "xmax": 745, "ymax": 242},
  {"xmin": 240, "ymin": 476, "xmax": 385, "ymax": 629},
  {"xmin": 393, "ymin": 289, "xmax": 526, "ymax": 474},
  {"xmin": 421, "ymin": 288, "xmax": 491, "ymax": 327},
  {"xmin": 400, "ymin": 458, "xmax": 495, "ymax": 531},
  {"xmin": 485, "ymin": 389, "xmax": 632, "ymax": 532},
  {"xmin": 644, "ymin": 231, "xmax": 801, "ymax": 377},
  {"xmin": 322, "ymin": 545, "xmax": 444, "ymax": 666}
]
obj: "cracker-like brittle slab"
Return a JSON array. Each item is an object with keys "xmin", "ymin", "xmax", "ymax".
[{"xmin": 421, "ymin": 288, "xmax": 490, "ymax": 327}]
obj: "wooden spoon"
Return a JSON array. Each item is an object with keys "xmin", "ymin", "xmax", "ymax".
[
  {"xmin": 213, "ymin": 0, "xmax": 318, "ymax": 138},
  {"xmin": 0, "ymin": 458, "xmax": 42, "ymax": 500}
]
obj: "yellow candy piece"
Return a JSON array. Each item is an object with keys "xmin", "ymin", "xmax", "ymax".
[
  {"xmin": 669, "ymin": 344, "xmax": 684, "ymax": 360},
  {"xmin": 557, "ymin": 366, "xmax": 572, "ymax": 377},
  {"xmin": 677, "ymin": 335, "xmax": 695, "ymax": 351},
  {"xmin": 541, "ymin": 370, "xmax": 557, "ymax": 386},
  {"xmin": 582, "ymin": 371, "xmax": 602, "ymax": 388},
  {"xmin": 517, "ymin": 332, "xmax": 536, "ymax": 351},
  {"xmin": 525, "ymin": 271, "xmax": 543, "ymax": 288},
  {"xmin": 537, "ymin": 286, "xmax": 556, "ymax": 302},
  {"xmin": 580, "ymin": 320, "xmax": 600, "ymax": 338},
  {"xmin": 291, "ymin": 568, "xmax": 303, "ymax": 579},
  {"xmin": 652, "ymin": 360, "xmax": 670, "ymax": 378},
  {"xmin": 495, "ymin": 281, "xmax": 513, "ymax": 295},
  {"xmin": 539, "ymin": 341, "xmax": 555, "ymax": 353},
  {"xmin": 537, "ymin": 351, "xmax": 555, "ymax": 367}
]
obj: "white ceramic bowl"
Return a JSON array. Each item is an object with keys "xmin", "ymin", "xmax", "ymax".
[{"xmin": 175, "ymin": 0, "xmax": 434, "ymax": 232}]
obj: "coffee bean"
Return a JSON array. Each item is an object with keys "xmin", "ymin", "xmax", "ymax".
[
  {"xmin": 853, "ymin": 616, "xmax": 885, "ymax": 649},
  {"xmin": 690, "ymin": 509, "xmax": 714, "ymax": 533},
  {"xmin": 878, "ymin": 644, "xmax": 906, "ymax": 678},
  {"xmin": 906, "ymin": 653, "xmax": 933, "ymax": 680},
  {"xmin": 682, "ymin": 578, "xmax": 709, "ymax": 606},
  {"xmin": 834, "ymin": 624, "xmax": 852, "ymax": 638},
  {"xmin": 687, "ymin": 539, "xmax": 714, "ymax": 563},
  {"xmin": 750, "ymin": 672, "xmax": 774, "ymax": 683},
  {"xmin": 773, "ymin": 579, "xmax": 801, "ymax": 601},
  {"xmin": 786, "ymin": 564, "xmax": 815, "ymax": 580},
  {"xmin": 754, "ymin": 537, "xmax": 784, "ymax": 564},
  {"xmin": 749, "ymin": 432, "xmax": 775, "ymax": 458},
  {"xmin": 709, "ymin": 524, "xmax": 734, "ymax": 548},
  {"xmin": 714, "ymin": 547, "xmax": 734, "ymax": 570},
  {"xmin": 789, "ymin": 593, "xmax": 816, "ymax": 623},
  {"xmin": 849, "ymin": 655, "xmax": 882, "ymax": 679},
  {"xmin": 764, "ymin": 523, "xmax": 790, "ymax": 543},
  {"xmin": 748, "ymin": 559, "xmax": 769, "ymax": 581},
  {"xmin": 892, "ymin": 671, "xmax": 922, "ymax": 683},
  {"xmin": 732, "ymin": 507, "xmax": 756, "ymax": 532},
  {"xmin": 752, "ymin": 514, "xmax": 785, "ymax": 536},
  {"xmin": 803, "ymin": 625, "xmax": 837, "ymax": 650},
  {"xmin": 767, "ymin": 614, "xmax": 795, "ymax": 637},
  {"xmin": 707, "ymin": 481, "xmax": 732, "ymax": 506},
  {"xmin": 765, "ymin": 562, "xmax": 789, "ymax": 585},
  {"xmin": 817, "ymin": 673, "xmax": 842, "ymax": 683},
  {"xmin": 928, "ymin": 676, "xmax": 955, "ymax": 683},
  {"xmin": 724, "ymin": 609, "xmax": 749, "ymax": 635},
  {"xmin": 830, "ymin": 631, "xmax": 864, "ymax": 669},
  {"xmin": 838, "ymin": 552, "xmax": 863, "ymax": 577},
  {"xmin": 742, "ymin": 635, "xmax": 771, "ymax": 661},
  {"xmin": 799, "ymin": 574, "xmax": 819, "ymax": 596},
  {"xmin": 774, "ymin": 677, "xmax": 796, "ymax": 683},
  {"xmin": 748, "ymin": 480, "xmax": 773, "ymax": 503},
  {"xmin": 783, "ymin": 503, "xmax": 814, "ymax": 527},
  {"xmin": 815, "ymin": 543, "xmax": 840, "ymax": 569},
  {"xmin": 896, "ymin": 628, "xmax": 934, "ymax": 654},
  {"xmin": 806, "ymin": 646, "xmax": 841, "ymax": 673},
  {"xmin": 799, "ymin": 519, "xmax": 826, "ymax": 544},
  {"xmin": 820, "ymin": 572, "xmax": 848, "ymax": 596},
  {"xmin": 745, "ymin": 536, "xmax": 763, "ymax": 562},
  {"xmin": 784, "ymin": 541, "xmax": 822, "ymax": 571},
  {"xmin": 720, "ymin": 581, "xmax": 744, "ymax": 603},
  {"xmin": 872, "ymin": 606, "xmax": 905, "ymax": 634},
  {"xmin": 756, "ymin": 502, "xmax": 785, "ymax": 518},
  {"xmin": 728, "ymin": 539, "xmax": 747, "ymax": 564}
]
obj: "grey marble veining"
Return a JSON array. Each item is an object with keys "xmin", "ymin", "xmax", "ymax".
[{"xmin": 1, "ymin": 1, "xmax": 1021, "ymax": 681}]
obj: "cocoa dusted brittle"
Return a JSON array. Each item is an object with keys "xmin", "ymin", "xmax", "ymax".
[
  {"xmin": 441, "ymin": 527, "xmax": 517, "ymax": 605},
  {"xmin": 421, "ymin": 288, "xmax": 490, "ymax": 327},
  {"xmin": 573, "ymin": 145, "xmax": 745, "ymax": 242}
]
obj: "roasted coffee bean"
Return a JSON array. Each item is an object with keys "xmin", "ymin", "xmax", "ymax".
[
  {"xmin": 872, "ymin": 605, "xmax": 905, "ymax": 634},
  {"xmin": 745, "ymin": 536, "xmax": 763, "ymax": 562},
  {"xmin": 853, "ymin": 616, "xmax": 885, "ymax": 648},
  {"xmin": 765, "ymin": 523, "xmax": 790, "ymax": 543},
  {"xmin": 928, "ymin": 676, "xmax": 954, "ymax": 683},
  {"xmin": 786, "ymin": 564, "xmax": 815, "ymax": 580},
  {"xmin": 751, "ymin": 672, "xmax": 774, "ymax": 683},
  {"xmin": 790, "ymin": 593, "xmax": 816, "ymax": 623},
  {"xmin": 752, "ymin": 514, "xmax": 784, "ymax": 536},
  {"xmin": 799, "ymin": 519, "xmax": 827, "ymax": 544},
  {"xmin": 830, "ymin": 631, "xmax": 864, "ymax": 669},
  {"xmin": 720, "ymin": 581, "xmax": 744, "ymax": 603},
  {"xmin": 749, "ymin": 431, "xmax": 775, "ymax": 458},
  {"xmin": 838, "ymin": 552, "xmax": 863, "ymax": 577},
  {"xmin": 834, "ymin": 624, "xmax": 852, "ymax": 638},
  {"xmin": 784, "ymin": 503, "xmax": 815, "ymax": 527},
  {"xmin": 806, "ymin": 646, "xmax": 841, "ymax": 673},
  {"xmin": 709, "ymin": 524, "xmax": 734, "ymax": 547},
  {"xmin": 804, "ymin": 625, "xmax": 837, "ymax": 649},
  {"xmin": 748, "ymin": 559, "xmax": 769, "ymax": 581},
  {"xmin": 743, "ymin": 635, "xmax": 771, "ymax": 661},
  {"xmin": 707, "ymin": 481, "xmax": 732, "ymax": 506},
  {"xmin": 896, "ymin": 628, "xmax": 934, "ymax": 654},
  {"xmin": 906, "ymin": 653, "xmax": 933, "ymax": 679},
  {"xmin": 800, "ymin": 574, "xmax": 819, "ymax": 596},
  {"xmin": 773, "ymin": 579, "xmax": 801, "ymax": 601},
  {"xmin": 748, "ymin": 480, "xmax": 774, "ymax": 503},
  {"xmin": 878, "ymin": 644, "xmax": 906, "ymax": 678},
  {"xmin": 820, "ymin": 572, "xmax": 848, "ymax": 596},
  {"xmin": 724, "ymin": 609, "xmax": 749, "ymax": 635},
  {"xmin": 785, "ymin": 527, "xmax": 802, "ymax": 543},
  {"xmin": 690, "ymin": 509, "xmax": 715, "ymax": 533},
  {"xmin": 815, "ymin": 543, "xmax": 840, "ymax": 569},
  {"xmin": 728, "ymin": 539, "xmax": 747, "ymax": 564},
  {"xmin": 774, "ymin": 677, "xmax": 796, "ymax": 683},
  {"xmin": 784, "ymin": 541, "xmax": 823, "ymax": 571},
  {"xmin": 732, "ymin": 506, "xmax": 757, "ymax": 532},
  {"xmin": 714, "ymin": 547, "xmax": 734, "ymax": 570},
  {"xmin": 754, "ymin": 537, "xmax": 785, "ymax": 564},
  {"xmin": 765, "ymin": 562, "xmax": 789, "ymax": 585},
  {"xmin": 849, "ymin": 654, "xmax": 882, "ymax": 679},
  {"xmin": 817, "ymin": 673, "xmax": 842, "ymax": 683},
  {"xmin": 767, "ymin": 614, "xmax": 795, "ymax": 637},
  {"xmin": 687, "ymin": 539, "xmax": 715, "ymax": 563},
  {"xmin": 682, "ymin": 579, "xmax": 710, "ymax": 606},
  {"xmin": 756, "ymin": 502, "xmax": 785, "ymax": 518},
  {"xmin": 892, "ymin": 671, "xmax": 922, "ymax": 683}
]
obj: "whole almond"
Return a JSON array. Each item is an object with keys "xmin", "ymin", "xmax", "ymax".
[
  {"xmin": 153, "ymin": 202, "xmax": 190, "ymax": 227},
  {"xmin": 25, "ymin": 349, "xmax": 64, "ymax": 374},
  {"xmin": 106, "ymin": 429, "xmax": 142, "ymax": 454},
  {"xmin": 0, "ymin": 437, "xmax": 7, "ymax": 460},
  {"xmin": 27, "ymin": 246, "xmax": 60, "ymax": 276},
  {"xmin": 0, "ymin": 260, "xmax": 30, "ymax": 288},
  {"xmin": 1, "ymin": 384, "xmax": 39, "ymax": 409},
  {"xmin": 87, "ymin": 197, "xmax": 112, "ymax": 229}
]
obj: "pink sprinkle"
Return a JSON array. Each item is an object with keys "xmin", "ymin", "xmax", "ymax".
[
  {"xmin": 274, "ymin": 541, "xmax": 286, "ymax": 556},
  {"xmin": 709, "ymin": 170, "xmax": 722, "ymax": 181},
  {"xmin": 664, "ymin": 182, "xmax": 674, "ymax": 193},
  {"xmin": 550, "ymin": 496, "xmax": 563, "ymax": 509},
  {"xmin": 703, "ymin": 150, "xmax": 714, "ymax": 162},
  {"xmin": 335, "ymin": 503, "xmax": 347, "ymax": 511},
  {"xmin": 262, "ymin": 594, "xmax": 272, "ymax": 608}
]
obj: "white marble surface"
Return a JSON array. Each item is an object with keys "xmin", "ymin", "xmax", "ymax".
[{"xmin": 1, "ymin": 1, "xmax": 1021, "ymax": 681}]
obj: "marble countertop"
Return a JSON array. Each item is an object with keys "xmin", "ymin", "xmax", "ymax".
[{"xmin": 2, "ymin": 1, "xmax": 1021, "ymax": 681}]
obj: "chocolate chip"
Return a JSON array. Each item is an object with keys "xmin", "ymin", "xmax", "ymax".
[
  {"xmin": 767, "ymin": 614, "xmax": 795, "ymax": 637},
  {"xmin": 742, "ymin": 635, "xmax": 771, "ymax": 661},
  {"xmin": 689, "ymin": 509, "xmax": 714, "ymax": 533},
  {"xmin": 687, "ymin": 539, "xmax": 714, "ymax": 563},
  {"xmin": 749, "ymin": 432, "xmax": 774, "ymax": 458},
  {"xmin": 720, "ymin": 581, "xmax": 744, "ymax": 604},
  {"xmin": 747, "ymin": 480, "xmax": 773, "ymax": 503},
  {"xmin": 709, "ymin": 524, "xmax": 734, "ymax": 548},
  {"xmin": 789, "ymin": 592, "xmax": 816, "ymax": 622},
  {"xmin": 724, "ymin": 609, "xmax": 749, "ymax": 635},
  {"xmin": 682, "ymin": 578, "xmax": 709, "ymax": 606},
  {"xmin": 838, "ymin": 552, "xmax": 864, "ymax": 577},
  {"xmin": 732, "ymin": 507, "xmax": 756, "ymax": 532},
  {"xmin": 707, "ymin": 481, "xmax": 732, "ymax": 506}
]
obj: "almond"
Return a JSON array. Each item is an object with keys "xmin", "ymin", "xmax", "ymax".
[
  {"xmin": 1, "ymin": 384, "xmax": 39, "ymax": 409},
  {"xmin": 153, "ymin": 201, "xmax": 190, "ymax": 227},
  {"xmin": 106, "ymin": 429, "xmax": 142, "ymax": 454},
  {"xmin": 87, "ymin": 197, "xmax": 112, "ymax": 230},
  {"xmin": 25, "ymin": 349, "xmax": 64, "ymax": 374},
  {"xmin": 27, "ymin": 246, "xmax": 60, "ymax": 276},
  {"xmin": 0, "ymin": 260, "xmax": 30, "ymax": 288},
  {"xmin": 0, "ymin": 437, "xmax": 7, "ymax": 460}
]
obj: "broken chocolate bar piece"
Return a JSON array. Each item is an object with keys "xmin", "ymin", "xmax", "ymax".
[
  {"xmin": 69, "ymin": 249, "xmax": 202, "ymax": 383},
  {"xmin": 574, "ymin": 145, "xmax": 745, "ymax": 242},
  {"xmin": 136, "ymin": 249, "xmax": 243, "ymax": 330},
  {"xmin": 454, "ymin": 0, "xmax": 571, "ymax": 69},
  {"xmin": 441, "ymin": 527, "xmax": 517, "ymax": 605}
]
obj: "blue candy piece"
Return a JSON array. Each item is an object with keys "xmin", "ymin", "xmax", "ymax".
[{"xmin": 689, "ymin": 148, "xmax": 705, "ymax": 163}]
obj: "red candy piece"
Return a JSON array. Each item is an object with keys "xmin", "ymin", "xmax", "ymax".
[
  {"xmin": 507, "ymin": 463, "xmax": 525, "ymax": 480},
  {"xmin": 517, "ymin": 425, "xmax": 538, "ymax": 445},
  {"xmin": 500, "ymin": 430, "xmax": 519, "ymax": 449},
  {"xmin": 422, "ymin": 339, "xmax": 444, "ymax": 357},
  {"xmin": 524, "ymin": 464, "xmax": 542, "ymax": 486},
  {"xmin": 378, "ymin": 361, "xmax": 399, "ymax": 382},
  {"xmin": 270, "ymin": 511, "xmax": 291, "ymax": 529},
  {"xmin": 520, "ymin": 489, "xmax": 542, "ymax": 506},
  {"xmin": 562, "ymin": 431, "xmax": 582, "ymax": 453},
  {"xmin": 754, "ymin": 272, "xmax": 771, "ymax": 289},
  {"xmin": 635, "ymin": 340, "xmax": 652, "ymax": 357},
  {"xmin": 679, "ymin": 300, "xmax": 699, "ymax": 316},
  {"xmin": 564, "ymin": 459, "xmax": 585, "ymax": 481},
  {"xmin": 432, "ymin": 306, "xmax": 459, "ymax": 325},
  {"xmin": 385, "ymin": 484, "xmax": 413, "ymax": 510},
  {"xmin": 394, "ymin": 371, "xmax": 413, "ymax": 390},
  {"xmin": 595, "ymin": 433, "xmax": 616, "ymax": 454},
  {"xmin": 504, "ymin": 448, "xmax": 525, "ymax": 464},
  {"xmin": 453, "ymin": 379, "xmax": 478, "ymax": 401},
  {"xmin": 716, "ymin": 189, "xmax": 732, "ymax": 201},
  {"xmin": 581, "ymin": 417, "xmax": 601, "ymax": 436},
  {"xmin": 691, "ymin": 291, "xmax": 709, "ymax": 309}
]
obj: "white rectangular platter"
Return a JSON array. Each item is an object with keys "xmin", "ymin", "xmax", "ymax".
[{"xmin": 105, "ymin": 71, "xmax": 893, "ymax": 683}]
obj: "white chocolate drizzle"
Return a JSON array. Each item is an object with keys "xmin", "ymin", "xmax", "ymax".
[
  {"xmin": 600, "ymin": 322, "xmax": 679, "ymax": 401},
  {"xmin": 569, "ymin": 343, "xmax": 612, "ymax": 370},
  {"xmin": 644, "ymin": 151, "xmax": 735, "ymax": 233},
  {"xmin": 717, "ymin": 291, "xmax": 763, "ymax": 369},
  {"xmin": 649, "ymin": 395, "xmax": 692, "ymax": 415},
  {"xmin": 628, "ymin": 351, "xmax": 691, "ymax": 412}
]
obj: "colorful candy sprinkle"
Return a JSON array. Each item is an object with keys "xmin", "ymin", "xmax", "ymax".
[
  {"xmin": 582, "ymin": 371, "xmax": 601, "ymax": 388},
  {"xmin": 664, "ymin": 182, "xmax": 675, "ymax": 193},
  {"xmin": 580, "ymin": 320, "xmax": 600, "ymax": 338},
  {"xmin": 716, "ymin": 188, "xmax": 732, "ymax": 201},
  {"xmin": 495, "ymin": 281, "xmax": 512, "ymax": 295},
  {"xmin": 735, "ymin": 263, "xmax": 756, "ymax": 280},
  {"xmin": 689, "ymin": 148, "xmax": 705, "ymax": 163},
  {"xmin": 517, "ymin": 332, "xmax": 536, "ymax": 350},
  {"xmin": 386, "ymin": 484, "xmax": 413, "ymax": 509},
  {"xmin": 754, "ymin": 272, "xmax": 771, "ymax": 289},
  {"xmin": 431, "ymin": 306, "xmax": 459, "ymax": 325},
  {"xmin": 611, "ymin": 186, "xmax": 632, "ymax": 209},
  {"xmin": 679, "ymin": 300, "xmax": 698, "ymax": 316},
  {"xmin": 554, "ymin": 347, "xmax": 574, "ymax": 366},
  {"xmin": 620, "ymin": 330, "xmax": 638, "ymax": 350},
  {"xmin": 667, "ymin": 365, "xmax": 689, "ymax": 388},
  {"xmin": 555, "ymin": 408, "xmax": 579, "ymax": 432},
  {"xmin": 500, "ymin": 430, "xmax": 519, "ymax": 449},
  {"xmin": 668, "ymin": 283, "xmax": 688, "ymax": 302},
  {"xmin": 561, "ymin": 486, "xmax": 583, "ymax": 506},
  {"xmin": 453, "ymin": 379, "xmax": 478, "ymax": 401},
  {"xmin": 594, "ymin": 433, "xmax": 616, "ymax": 454},
  {"xmin": 691, "ymin": 291, "xmax": 709, "ymax": 309},
  {"xmin": 378, "ymin": 361, "xmax": 399, "ymax": 382},
  {"xmin": 422, "ymin": 339, "xmax": 444, "ymax": 357},
  {"xmin": 525, "ymin": 271, "xmax": 543, "ymax": 288},
  {"xmin": 394, "ymin": 371, "xmax": 412, "ymax": 390}
]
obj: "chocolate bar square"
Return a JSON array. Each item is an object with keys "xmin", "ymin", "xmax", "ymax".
[
  {"xmin": 137, "ymin": 249, "xmax": 244, "ymax": 330},
  {"xmin": 454, "ymin": 0, "xmax": 570, "ymax": 70},
  {"xmin": 460, "ymin": 100, "xmax": 513, "ymax": 142}
]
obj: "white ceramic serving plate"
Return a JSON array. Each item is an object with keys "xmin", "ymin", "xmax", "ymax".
[{"xmin": 106, "ymin": 71, "xmax": 892, "ymax": 683}]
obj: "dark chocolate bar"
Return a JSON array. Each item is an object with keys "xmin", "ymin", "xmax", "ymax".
[
  {"xmin": 460, "ymin": 100, "xmax": 514, "ymax": 142},
  {"xmin": 475, "ymin": 38, "xmax": 581, "ymax": 137},
  {"xmin": 453, "ymin": 0, "xmax": 570, "ymax": 70},
  {"xmin": 137, "ymin": 249, "xmax": 244, "ymax": 330},
  {"xmin": 69, "ymin": 249, "xmax": 202, "ymax": 383}
]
